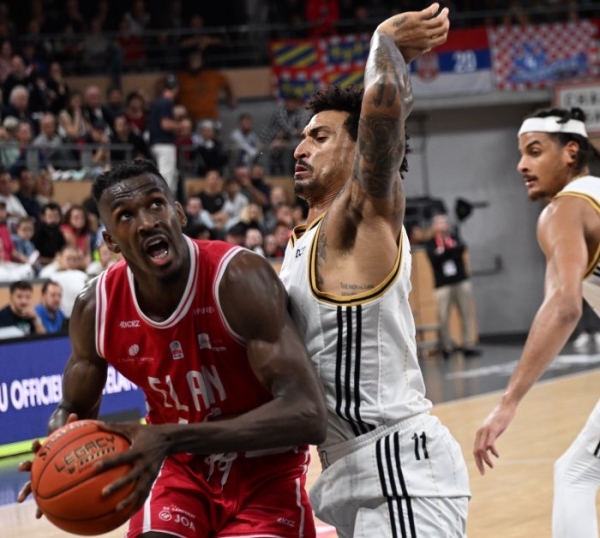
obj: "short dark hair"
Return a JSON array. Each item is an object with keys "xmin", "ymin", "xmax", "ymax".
[
  {"xmin": 526, "ymin": 107, "xmax": 600, "ymax": 174},
  {"xmin": 92, "ymin": 159, "xmax": 167, "ymax": 203},
  {"xmin": 41, "ymin": 280, "xmax": 61, "ymax": 294},
  {"xmin": 42, "ymin": 201, "xmax": 61, "ymax": 215},
  {"xmin": 306, "ymin": 85, "xmax": 410, "ymax": 177},
  {"xmin": 10, "ymin": 280, "xmax": 32, "ymax": 294}
]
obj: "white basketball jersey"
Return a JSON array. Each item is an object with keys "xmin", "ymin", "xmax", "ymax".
[
  {"xmin": 280, "ymin": 214, "xmax": 432, "ymax": 450},
  {"xmin": 555, "ymin": 175, "xmax": 600, "ymax": 316}
]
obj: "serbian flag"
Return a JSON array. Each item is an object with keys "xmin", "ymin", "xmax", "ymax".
[{"xmin": 409, "ymin": 27, "xmax": 493, "ymax": 96}]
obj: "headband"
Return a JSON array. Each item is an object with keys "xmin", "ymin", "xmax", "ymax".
[{"xmin": 518, "ymin": 116, "xmax": 588, "ymax": 138}]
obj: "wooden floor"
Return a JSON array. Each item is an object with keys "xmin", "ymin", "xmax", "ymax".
[{"xmin": 2, "ymin": 369, "xmax": 599, "ymax": 538}]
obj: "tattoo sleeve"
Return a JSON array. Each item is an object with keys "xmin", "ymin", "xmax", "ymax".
[{"xmin": 355, "ymin": 31, "xmax": 410, "ymax": 200}]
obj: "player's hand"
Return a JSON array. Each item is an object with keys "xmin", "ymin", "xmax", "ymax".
[
  {"xmin": 95, "ymin": 422, "xmax": 170, "ymax": 513},
  {"xmin": 376, "ymin": 3, "xmax": 450, "ymax": 63},
  {"xmin": 473, "ymin": 402, "xmax": 517, "ymax": 475},
  {"xmin": 17, "ymin": 413, "xmax": 79, "ymax": 516}
]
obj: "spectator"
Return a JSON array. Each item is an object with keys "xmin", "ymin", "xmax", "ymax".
[
  {"xmin": 198, "ymin": 168, "xmax": 228, "ymax": 234},
  {"xmin": 264, "ymin": 185, "xmax": 290, "ymax": 232},
  {"xmin": 106, "ymin": 85, "xmax": 125, "ymax": 120},
  {"xmin": 85, "ymin": 241, "xmax": 118, "ymax": 277},
  {"xmin": 259, "ymin": 89, "xmax": 308, "ymax": 175},
  {"xmin": 230, "ymin": 112, "xmax": 262, "ymax": 167},
  {"xmin": 110, "ymin": 113, "xmax": 151, "ymax": 164},
  {"xmin": 32, "ymin": 112, "xmax": 73, "ymax": 169},
  {"xmin": 245, "ymin": 225, "xmax": 265, "ymax": 256},
  {"xmin": 273, "ymin": 220, "xmax": 292, "ymax": 258},
  {"xmin": 0, "ymin": 280, "xmax": 44, "ymax": 334},
  {"xmin": 14, "ymin": 166, "xmax": 41, "ymax": 219},
  {"xmin": 80, "ymin": 118, "xmax": 111, "ymax": 171},
  {"xmin": 82, "ymin": 84, "xmax": 113, "ymax": 135},
  {"xmin": 0, "ymin": 198, "xmax": 14, "ymax": 260},
  {"xmin": 45, "ymin": 61, "xmax": 70, "ymax": 115},
  {"xmin": 34, "ymin": 280, "xmax": 66, "ymax": 334},
  {"xmin": 124, "ymin": 0, "xmax": 151, "ymax": 36},
  {"xmin": 194, "ymin": 119, "xmax": 227, "ymax": 176},
  {"xmin": 175, "ymin": 116, "xmax": 197, "ymax": 175},
  {"xmin": 183, "ymin": 194, "xmax": 214, "ymax": 234},
  {"xmin": 124, "ymin": 90, "xmax": 147, "ymax": 135},
  {"xmin": 243, "ymin": 162, "xmax": 271, "ymax": 209},
  {"xmin": 32, "ymin": 201, "xmax": 65, "ymax": 266},
  {"xmin": 58, "ymin": 90, "xmax": 88, "ymax": 143},
  {"xmin": 38, "ymin": 245, "xmax": 89, "ymax": 317},
  {"xmin": 0, "ymin": 38, "xmax": 13, "ymax": 83},
  {"xmin": 116, "ymin": 16, "xmax": 146, "ymax": 71},
  {"xmin": 60, "ymin": 204, "xmax": 93, "ymax": 267},
  {"xmin": 10, "ymin": 215, "xmax": 39, "ymax": 268},
  {"xmin": 222, "ymin": 176, "xmax": 249, "ymax": 230},
  {"xmin": 224, "ymin": 220, "xmax": 247, "ymax": 246},
  {"xmin": 33, "ymin": 168, "xmax": 55, "ymax": 207},
  {"xmin": 0, "ymin": 116, "xmax": 18, "ymax": 170},
  {"xmin": 8, "ymin": 122, "xmax": 49, "ymax": 176},
  {"xmin": 176, "ymin": 49, "xmax": 236, "ymax": 123},
  {"xmin": 148, "ymin": 74, "xmax": 180, "ymax": 194},
  {"xmin": 0, "ymin": 167, "xmax": 26, "ymax": 223},
  {"xmin": 305, "ymin": 0, "xmax": 340, "ymax": 37},
  {"xmin": 3, "ymin": 55, "xmax": 44, "ymax": 114},
  {"xmin": 262, "ymin": 232, "xmax": 280, "ymax": 258},
  {"xmin": 4, "ymin": 85, "xmax": 37, "ymax": 135},
  {"xmin": 81, "ymin": 18, "xmax": 111, "ymax": 74},
  {"xmin": 240, "ymin": 201, "xmax": 267, "ymax": 236},
  {"xmin": 425, "ymin": 211, "xmax": 480, "ymax": 358},
  {"xmin": 178, "ymin": 13, "xmax": 225, "ymax": 58}
]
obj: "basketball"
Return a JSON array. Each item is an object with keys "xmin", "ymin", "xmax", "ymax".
[{"xmin": 30, "ymin": 419, "xmax": 136, "ymax": 536}]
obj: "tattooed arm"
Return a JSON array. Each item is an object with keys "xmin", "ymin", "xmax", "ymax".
[{"xmin": 353, "ymin": 5, "xmax": 449, "ymax": 229}]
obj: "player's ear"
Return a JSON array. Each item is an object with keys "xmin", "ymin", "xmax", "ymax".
[
  {"xmin": 175, "ymin": 202, "xmax": 187, "ymax": 228},
  {"xmin": 565, "ymin": 140, "xmax": 579, "ymax": 163},
  {"xmin": 102, "ymin": 230, "xmax": 120, "ymax": 254}
]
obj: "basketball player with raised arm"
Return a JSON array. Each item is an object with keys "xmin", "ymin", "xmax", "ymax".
[
  {"xmin": 18, "ymin": 159, "xmax": 327, "ymax": 538},
  {"xmin": 474, "ymin": 107, "xmax": 600, "ymax": 538},
  {"xmin": 279, "ymin": 5, "xmax": 470, "ymax": 537}
]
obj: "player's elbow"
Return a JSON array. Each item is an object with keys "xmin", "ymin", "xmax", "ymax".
[
  {"xmin": 555, "ymin": 295, "xmax": 582, "ymax": 324},
  {"xmin": 295, "ymin": 398, "xmax": 328, "ymax": 445}
]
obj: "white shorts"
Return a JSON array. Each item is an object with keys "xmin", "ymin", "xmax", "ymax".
[
  {"xmin": 576, "ymin": 399, "xmax": 600, "ymax": 456},
  {"xmin": 311, "ymin": 413, "xmax": 471, "ymax": 538}
]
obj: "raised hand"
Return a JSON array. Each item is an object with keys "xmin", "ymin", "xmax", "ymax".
[{"xmin": 376, "ymin": 3, "xmax": 450, "ymax": 64}]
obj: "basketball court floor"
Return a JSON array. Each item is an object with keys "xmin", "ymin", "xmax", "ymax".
[{"xmin": 1, "ymin": 339, "xmax": 599, "ymax": 537}]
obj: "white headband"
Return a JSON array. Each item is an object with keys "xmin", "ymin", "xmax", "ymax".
[{"xmin": 518, "ymin": 116, "xmax": 588, "ymax": 138}]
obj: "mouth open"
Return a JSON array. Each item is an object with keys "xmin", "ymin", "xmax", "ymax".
[{"xmin": 145, "ymin": 238, "xmax": 171, "ymax": 265}]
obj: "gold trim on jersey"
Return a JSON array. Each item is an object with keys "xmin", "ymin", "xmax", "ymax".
[
  {"xmin": 554, "ymin": 191, "xmax": 600, "ymax": 277},
  {"xmin": 288, "ymin": 213, "xmax": 325, "ymax": 249},
  {"xmin": 308, "ymin": 220, "xmax": 404, "ymax": 306}
]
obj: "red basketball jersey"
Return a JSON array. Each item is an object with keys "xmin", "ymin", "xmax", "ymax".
[{"xmin": 95, "ymin": 237, "xmax": 273, "ymax": 426}]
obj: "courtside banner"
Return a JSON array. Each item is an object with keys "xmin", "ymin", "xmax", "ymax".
[
  {"xmin": 0, "ymin": 336, "xmax": 146, "ymax": 447},
  {"xmin": 488, "ymin": 20, "xmax": 599, "ymax": 91},
  {"xmin": 554, "ymin": 80, "xmax": 600, "ymax": 135},
  {"xmin": 409, "ymin": 27, "xmax": 493, "ymax": 96}
]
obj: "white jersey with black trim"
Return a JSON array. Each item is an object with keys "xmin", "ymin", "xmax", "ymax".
[
  {"xmin": 280, "ymin": 214, "xmax": 432, "ymax": 450},
  {"xmin": 555, "ymin": 175, "xmax": 600, "ymax": 316}
]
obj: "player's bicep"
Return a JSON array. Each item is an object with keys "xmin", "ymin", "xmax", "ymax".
[
  {"xmin": 219, "ymin": 252, "xmax": 318, "ymax": 394},
  {"xmin": 61, "ymin": 281, "xmax": 108, "ymax": 415}
]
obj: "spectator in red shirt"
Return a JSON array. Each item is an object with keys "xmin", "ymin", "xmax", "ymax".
[{"xmin": 306, "ymin": 0, "xmax": 340, "ymax": 37}]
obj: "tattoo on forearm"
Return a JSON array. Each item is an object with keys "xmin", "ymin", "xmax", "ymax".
[
  {"xmin": 392, "ymin": 15, "xmax": 406, "ymax": 28},
  {"xmin": 357, "ymin": 114, "xmax": 402, "ymax": 197}
]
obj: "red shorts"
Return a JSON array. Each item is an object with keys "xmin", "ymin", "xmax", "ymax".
[{"xmin": 126, "ymin": 447, "xmax": 315, "ymax": 538}]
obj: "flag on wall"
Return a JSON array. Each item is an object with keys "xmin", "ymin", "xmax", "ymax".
[
  {"xmin": 409, "ymin": 27, "xmax": 493, "ymax": 96},
  {"xmin": 488, "ymin": 20, "xmax": 599, "ymax": 91}
]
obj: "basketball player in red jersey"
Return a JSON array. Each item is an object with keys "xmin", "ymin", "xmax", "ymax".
[{"xmin": 18, "ymin": 160, "xmax": 327, "ymax": 538}]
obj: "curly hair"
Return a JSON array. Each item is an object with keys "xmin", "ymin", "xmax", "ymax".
[
  {"xmin": 527, "ymin": 107, "xmax": 600, "ymax": 174},
  {"xmin": 307, "ymin": 85, "xmax": 410, "ymax": 177}
]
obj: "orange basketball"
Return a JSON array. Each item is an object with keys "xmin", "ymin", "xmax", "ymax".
[{"xmin": 30, "ymin": 419, "xmax": 136, "ymax": 536}]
